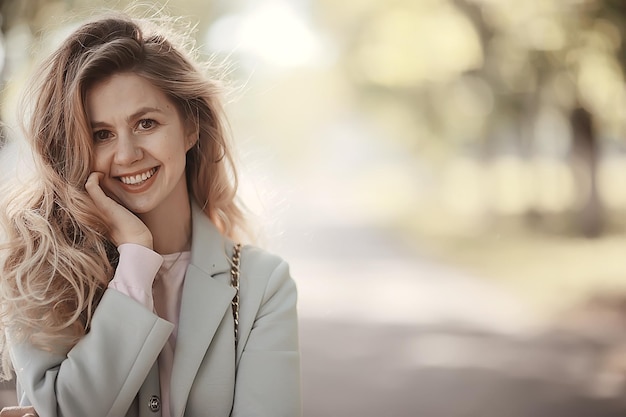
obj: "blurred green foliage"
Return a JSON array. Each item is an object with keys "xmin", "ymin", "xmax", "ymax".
[{"xmin": 4, "ymin": 0, "xmax": 626, "ymax": 311}]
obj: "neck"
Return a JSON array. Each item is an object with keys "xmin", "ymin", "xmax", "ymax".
[{"xmin": 138, "ymin": 178, "xmax": 192, "ymax": 254}]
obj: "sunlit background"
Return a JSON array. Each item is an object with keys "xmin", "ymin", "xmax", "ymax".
[{"xmin": 3, "ymin": 0, "xmax": 626, "ymax": 415}]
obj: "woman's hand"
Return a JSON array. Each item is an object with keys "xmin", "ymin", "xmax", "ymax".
[
  {"xmin": 0, "ymin": 406, "xmax": 37, "ymax": 417},
  {"xmin": 85, "ymin": 172, "xmax": 153, "ymax": 249}
]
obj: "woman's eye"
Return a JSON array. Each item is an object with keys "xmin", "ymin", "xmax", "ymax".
[
  {"xmin": 137, "ymin": 119, "xmax": 156, "ymax": 130},
  {"xmin": 93, "ymin": 130, "xmax": 112, "ymax": 142}
]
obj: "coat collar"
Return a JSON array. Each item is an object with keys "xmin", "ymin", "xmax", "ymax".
[
  {"xmin": 169, "ymin": 203, "xmax": 236, "ymax": 417},
  {"xmin": 188, "ymin": 202, "xmax": 234, "ymax": 277}
]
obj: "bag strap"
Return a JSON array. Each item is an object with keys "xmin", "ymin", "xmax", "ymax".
[{"xmin": 230, "ymin": 243, "xmax": 242, "ymax": 351}]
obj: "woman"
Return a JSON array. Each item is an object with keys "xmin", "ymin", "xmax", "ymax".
[{"xmin": 0, "ymin": 11, "xmax": 300, "ymax": 417}]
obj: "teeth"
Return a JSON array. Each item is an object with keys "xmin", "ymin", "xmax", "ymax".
[{"xmin": 120, "ymin": 168, "xmax": 157, "ymax": 185}]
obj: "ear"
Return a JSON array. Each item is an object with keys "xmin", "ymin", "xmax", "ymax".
[{"xmin": 184, "ymin": 120, "xmax": 198, "ymax": 151}]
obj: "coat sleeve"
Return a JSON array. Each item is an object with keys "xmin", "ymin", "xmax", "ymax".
[
  {"xmin": 10, "ymin": 289, "xmax": 174, "ymax": 417},
  {"xmin": 231, "ymin": 251, "xmax": 301, "ymax": 417}
]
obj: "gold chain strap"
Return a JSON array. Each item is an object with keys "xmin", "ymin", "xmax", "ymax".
[{"xmin": 230, "ymin": 243, "xmax": 242, "ymax": 350}]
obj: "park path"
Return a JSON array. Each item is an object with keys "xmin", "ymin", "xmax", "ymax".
[{"xmin": 275, "ymin": 209, "xmax": 626, "ymax": 417}]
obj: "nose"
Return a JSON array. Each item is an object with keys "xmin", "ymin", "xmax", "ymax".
[{"xmin": 113, "ymin": 133, "xmax": 142, "ymax": 166}]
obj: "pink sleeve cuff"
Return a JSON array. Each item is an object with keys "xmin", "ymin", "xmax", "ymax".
[{"xmin": 107, "ymin": 243, "xmax": 163, "ymax": 311}]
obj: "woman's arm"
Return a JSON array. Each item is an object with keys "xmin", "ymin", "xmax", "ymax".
[
  {"xmin": 11, "ymin": 289, "xmax": 173, "ymax": 417},
  {"xmin": 6, "ymin": 174, "xmax": 175, "ymax": 416},
  {"xmin": 10, "ymin": 243, "xmax": 173, "ymax": 417}
]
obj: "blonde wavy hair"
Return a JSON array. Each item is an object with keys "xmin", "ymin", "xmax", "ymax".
[{"xmin": 0, "ymin": 12, "xmax": 247, "ymax": 379}]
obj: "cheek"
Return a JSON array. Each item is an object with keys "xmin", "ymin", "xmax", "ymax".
[
  {"xmin": 91, "ymin": 156, "xmax": 103, "ymax": 171},
  {"xmin": 165, "ymin": 138, "xmax": 189, "ymax": 164},
  {"xmin": 91, "ymin": 148, "xmax": 109, "ymax": 172}
]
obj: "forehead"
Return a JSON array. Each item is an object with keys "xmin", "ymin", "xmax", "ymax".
[{"xmin": 85, "ymin": 72, "xmax": 176, "ymax": 120}]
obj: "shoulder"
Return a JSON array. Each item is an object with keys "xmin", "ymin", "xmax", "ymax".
[
  {"xmin": 239, "ymin": 245, "xmax": 297, "ymax": 306},
  {"xmin": 240, "ymin": 245, "xmax": 285, "ymax": 277}
]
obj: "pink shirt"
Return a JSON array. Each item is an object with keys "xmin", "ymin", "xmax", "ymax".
[{"xmin": 108, "ymin": 243, "xmax": 191, "ymax": 417}]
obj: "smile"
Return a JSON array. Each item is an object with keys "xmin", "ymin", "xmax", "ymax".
[{"xmin": 118, "ymin": 167, "xmax": 158, "ymax": 185}]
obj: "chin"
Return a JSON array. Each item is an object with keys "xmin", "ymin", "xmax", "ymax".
[
  {"xmin": 128, "ymin": 205, "xmax": 156, "ymax": 215},
  {"xmin": 117, "ymin": 199, "xmax": 157, "ymax": 215}
]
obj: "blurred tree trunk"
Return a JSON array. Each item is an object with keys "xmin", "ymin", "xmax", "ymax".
[{"xmin": 570, "ymin": 105, "xmax": 603, "ymax": 238}]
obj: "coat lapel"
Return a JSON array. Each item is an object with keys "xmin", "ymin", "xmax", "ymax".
[{"xmin": 170, "ymin": 204, "xmax": 235, "ymax": 417}]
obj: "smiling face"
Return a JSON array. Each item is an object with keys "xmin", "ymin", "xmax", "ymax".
[{"xmin": 86, "ymin": 72, "xmax": 196, "ymax": 218}]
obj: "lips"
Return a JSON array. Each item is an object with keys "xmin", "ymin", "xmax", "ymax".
[{"xmin": 118, "ymin": 167, "xmax": 158, "ymax": 185}]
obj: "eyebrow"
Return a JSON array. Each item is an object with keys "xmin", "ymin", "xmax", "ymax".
[{"xmin": 90, "ymin": 106, "xmax": 163, "ymax": 129}]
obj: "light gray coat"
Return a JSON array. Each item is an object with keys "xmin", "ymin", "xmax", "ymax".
[{"xmin": 10, "ymin": 204, "xmax": 301, "ymax": 417}]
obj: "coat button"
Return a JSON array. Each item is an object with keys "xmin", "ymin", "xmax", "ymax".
[{"xmin": 148, "ymin": 395, "xmax": 161, "ymax": 412}]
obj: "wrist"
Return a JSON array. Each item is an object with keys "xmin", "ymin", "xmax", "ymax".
[{"xmin": 118, "ymin": 231, "xmax": 153, "ymax": 250}]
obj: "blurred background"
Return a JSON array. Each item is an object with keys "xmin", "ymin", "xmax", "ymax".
[{"xmin": 3, "ymin": 0, "xmax": 626, "ymax": 415}]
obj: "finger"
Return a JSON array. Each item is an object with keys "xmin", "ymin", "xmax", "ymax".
[
  {"xmin": 85, "ymin": 172, "xmax": 104, "ymax": 197},
  {"xmin": 85, "ymin": 172, "xmax": 116, "ymax": 213}
]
